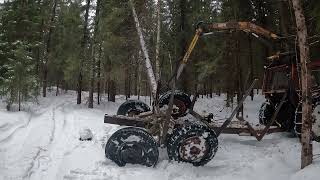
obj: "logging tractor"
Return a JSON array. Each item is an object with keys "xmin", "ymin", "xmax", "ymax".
[{"xmin": 103, "ymin": 2, "xmax": 320, "ymax": 167}]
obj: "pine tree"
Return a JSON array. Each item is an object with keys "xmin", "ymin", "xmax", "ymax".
[{"xmin": 0, "ymin": 0, "xmax": 40, "ymax": 110}]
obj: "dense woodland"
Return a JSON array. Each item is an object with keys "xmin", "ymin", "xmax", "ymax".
[{"xmin": 0, "ymin": 0, "xmax": 320, "ymax": 110}]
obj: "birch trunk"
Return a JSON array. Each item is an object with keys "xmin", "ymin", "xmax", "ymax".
[
  {"xmin": 291, "ymin": 0, "xmax": 313, "ymax": 169},
  {"xmin": 129, "ymin": 0, "xmax": 157, "ymax": 99},
  {"xmin": 155, "ymin": 0, "xmax": 161, "ymax": 81}
]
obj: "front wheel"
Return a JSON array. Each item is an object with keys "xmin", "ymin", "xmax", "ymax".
[
  {"xmin": 166, "ymin": 124, "xmax": 218, "ymax": 166},
  {"xmin": 105, "ymin": 127, "xmax": 159, "ymax": 167}
]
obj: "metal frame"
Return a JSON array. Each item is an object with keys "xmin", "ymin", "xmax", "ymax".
[{"xmin": 104, "ymin": 79, "xmax": 286, "ymax": 143}]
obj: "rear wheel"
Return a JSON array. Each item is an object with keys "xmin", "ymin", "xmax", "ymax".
[
  {"xmin": 166, "ymin": 124, "xmax": 218, "ymax": 166},
  {"xmin": 105, "ymin": 127, "xmax": 159, "ymax": 167},
  {"xmin": 117, "ymin": 100, "xmax": 150, "ymax": 116},
  {"xmin": 295, "ymin": 104, "xmax": 320, "ymax": 142},
  {"xmin": 259, "ymin": 99, "xmax": 275, "ymax": 125},
  {"xmin": 159, "ymin": 90, "xmax": 191, "ymax": 118}
]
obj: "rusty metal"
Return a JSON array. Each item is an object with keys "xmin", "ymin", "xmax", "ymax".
[
  {"xmin": 204, "ymin": 21, "xmax": 280, "ymax": 40},
  {"xmin": 179, "ymin": 136, "xmax": 208, "ymax": 162},
  {"xmin": 189, "ymin": 106, "xmax": 284, "ymax": 137},
  {"xmin": 215, "ymin": 79, "xmax": 258, "ymax": 136},
  {"xmin": 249, "ymin": 92, "xmax": 287, "ymax": 141}
]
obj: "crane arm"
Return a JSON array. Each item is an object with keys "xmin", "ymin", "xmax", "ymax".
[
  {"xmin": 175, "ymin": 21, "xmax": 281, "ymax": 80},
  {"xmin": 197, "ymin": 21, "xmax": 280, "ymax": 40}
]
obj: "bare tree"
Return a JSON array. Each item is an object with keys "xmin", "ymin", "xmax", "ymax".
[
  {"xmin": 42, "ymin": 0, "xmax": 58, "ymax": 97},
  {"xmin": 155, "ymin": 0, "xmax": 161, "ymax": 81},
  {"xmin": 77, "ymin": 0, "xmax": 91, "ymax": 104},
  {"xmin": 291, "ymin": 0, "xmax": 313, "ymax": 169},
  {"xmin": 129, "ymin": 0, "xmax": 157, "ymax": 99},
  {"xmin": 89, "ymin": 0, "xmax": 102, "ymax": 108}
]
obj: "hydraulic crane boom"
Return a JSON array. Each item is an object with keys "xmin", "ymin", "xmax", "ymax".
[{"xmin": 176, "ymin": 21, "xmax": 282, "ymax": 80}]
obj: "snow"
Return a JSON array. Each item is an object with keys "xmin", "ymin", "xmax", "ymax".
[
  {"xmin": 0, "ymin": 90, "xmax": 319, "ymax": 180},
  {"xmin": 79, "ymin": 128, "xmax": 93, "ymax": 141}
]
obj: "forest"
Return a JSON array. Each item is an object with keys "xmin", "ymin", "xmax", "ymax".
[
  {"xmin": 1, "ymin": 0, "xmax": 320, "ymax": 179},
  {"xmin": 0, "ymin": 0, "xmax": 319, "ymax": 110}
]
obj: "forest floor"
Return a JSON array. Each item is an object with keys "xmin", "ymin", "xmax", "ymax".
[{"xmin": 0, "ymin": 90, "xmax": 319, "ymax": 180}]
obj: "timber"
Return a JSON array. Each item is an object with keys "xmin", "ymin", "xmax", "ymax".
[{"xmin": 291, "ymin": 0, "xmax": 313, "ymax": 169}]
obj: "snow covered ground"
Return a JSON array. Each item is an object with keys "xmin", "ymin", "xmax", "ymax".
[{"xmin": 0, "ymin": 90, "xmax": 319, "ymax": 180}]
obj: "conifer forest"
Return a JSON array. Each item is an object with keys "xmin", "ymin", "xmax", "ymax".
[{"xmin": 1, "ymin": 0, "xmax": 320, "ymax": 179}]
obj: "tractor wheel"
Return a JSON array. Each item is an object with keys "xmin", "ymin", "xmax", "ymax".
[
  {"xmin": 105, "ymin": 127, "xmax": 159, "ymax": 167},
  {"xmin": 166, "ymin": 124, "xmax": 218, "ymax": 166},
  {"xmin": 259, "ymin": 100, "xmax": 275, "ymax": 125},
  {"xmin": 295, "ymin": 104, "xmax": 320, "ymax": 142},
  {"xmin": 117, "ymin": 100, "xmax": 150, "ymax": 116},
  {"xmin": 312, "ymin": 105, "xmax": 320, "ymax": 142},
  {"xmin": 293, "ymin": 104, "xmax": 302, "ymax": 137},
  {"xmin": 159, "ymin": 90, "xmax": 191, "ymax": 118}
]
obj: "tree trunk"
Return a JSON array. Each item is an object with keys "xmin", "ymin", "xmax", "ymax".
[
  {"xmin": 155, "ymin": 0, "xmax": 161, "ymax": 81},
  {"xmin": 42, "ymin": 0, "xmax": 58, "ymax": 97},
  {"xmin": 129, "ymin": 0, "xmax": 157, "ymax": 99},
  {"xmin": 109, "ymin": 80, "xmax": 116, "ymax": 102},
  {"xmin": 77, "ymin": 0, "xmax": 91, "ymax": 104},
  {"xmin": 89, "ymin": 0, "xmax": 101, "ymax": 108},
  {"xmin": 248, "ymin": 36, "xmax": 254, "ymax": 101},
  {"xmin": 97, "ymin": 44, "xmax": 102, "ymax": 105},
  {"xmin": 291, "ymin": 0, "xmax": 313, "ymax": 169},
  {"xmin": 56, "ymin": 80, "xmax": 59, "ymax": 96}
]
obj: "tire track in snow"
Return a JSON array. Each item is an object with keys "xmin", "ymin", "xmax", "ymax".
[
  {"xmin": 0, "ymin": 102, "xmax": 63, "ymax": 145},
  {"xmin": 27, "ymin": 102, "xmax": 79, "ymax": 180},
  {"xmin": 0, "ymin": 113, "xmax": 33, "ymax": 144},
  {"xmin": 24, "ymin": 104, "xmax": 61, "ymax": 179}
]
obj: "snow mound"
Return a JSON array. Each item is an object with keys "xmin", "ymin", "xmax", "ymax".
[{"xmin": 79, "ymin": 128, "xmax": 93, "ymax": 141}]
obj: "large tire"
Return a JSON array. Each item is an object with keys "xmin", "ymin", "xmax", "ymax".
[
  {"xmin": 117, "ymin": 100, "xmax": 150, "ymax": 116},
  {"xmin": 159, "ymin": 90, "xmax": 192, "ymax": 118},
  {"xmin": 259, "ymin": 100, "xmax": 275, "ymax": 125},
  {"xmin": 105, "ymin": 127, "xmax": 159, "ymax": 167},
  {"xmin": 259, "ymin": 99, "xmax": 296, "ymax": 131},
  {"xmin": 166, "ymin": 124, "xmax": 218, "ymax": 166},
  {"xmin": 295, "ymin": 104, "xmax": 320, "ymax": 142}
]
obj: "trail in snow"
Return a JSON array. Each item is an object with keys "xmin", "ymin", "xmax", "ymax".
[{"xmin": 0, "ymin": 91, "xmax": 319, "ymax": 180}]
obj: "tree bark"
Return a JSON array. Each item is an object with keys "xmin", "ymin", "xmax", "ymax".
[
  {"xmin": 97, "ymin": 44, "xmax": 102, "ymax": 105},
  {"xmin": 89, "ymin": 0, "xmax": 101, "ymax": 108},
  {"xmin": 42, "ymin": 0, "xmax": 58, "ymax": 97},
  {"xmin": 129, "ymin": 0, "xmax": 157, "ymax": 99},
  {"xmin": 155, "ymin": 0, "xmax": 161, "ymax": 81},
  {"xmin": 291, "ymin": 0, "xmax": 313, "ymax": 169},
  {"xmin": 77, "ymin": 0, "xmax": 91, "ymax": 104}
]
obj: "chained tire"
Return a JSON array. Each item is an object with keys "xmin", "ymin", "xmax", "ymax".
[
  {"xmin": 105, "ymin": 127, "xmax": 159, "ymax": 167},
  {"xmin": 259, "ymin": 100, "xmax": 275, "ymax": 125},
  {"xmin": 117, "ymin": 100, "xmax": 150, "ymax": 116},
  {"xmin": 166, "ymin": 124, "xmax": 218, "ymax": 166},
  {"xmin": 295, "ymin": 104, "xmax": 320, "ymax": 142},
  {"xmin": 159, "ymin": 90, "xmax": 192, "ymax": 118}
]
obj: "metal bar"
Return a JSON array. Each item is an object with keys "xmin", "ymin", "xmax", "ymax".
[
  {"xmin": 104, "ymin": 115, "xmax": 146, "ymax": 127},
  {"xmin": 251, "ymin": 92, "xmax": 287, "ymax": 141},
  {"xmin": 189, "ymin": 110, "xmax": 284, "ymax": 136},
  {"xmin": 215, "ymin": 79, "xmax": 258, "ymax": 136},
  {"xmin": 176, "ymin": 30, "xmax": 201, "ymax": 80},
  {"xmin": 161, "ymin": 80, "xmax": 176, "ymax": 145}
]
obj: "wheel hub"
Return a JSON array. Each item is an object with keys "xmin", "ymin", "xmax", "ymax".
[
  {"xmin": 172, "ymin": 99, "xmax": 187, "ymax": 117},
  {"xmin": 127, "ymin": 109, "xmax": 142, "ymax": 117},
  {"xmin": 120, "ymin": 143, "xmax": 144, "ymax": 164},
  {"xmin": 179, "ymin": 136, "xmax": 208, "ymax": 162}
]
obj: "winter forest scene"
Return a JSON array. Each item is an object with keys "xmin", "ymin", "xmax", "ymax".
[{"xmin": 1, "ymin": 0, "xmax": 320, "ymax": 179}]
